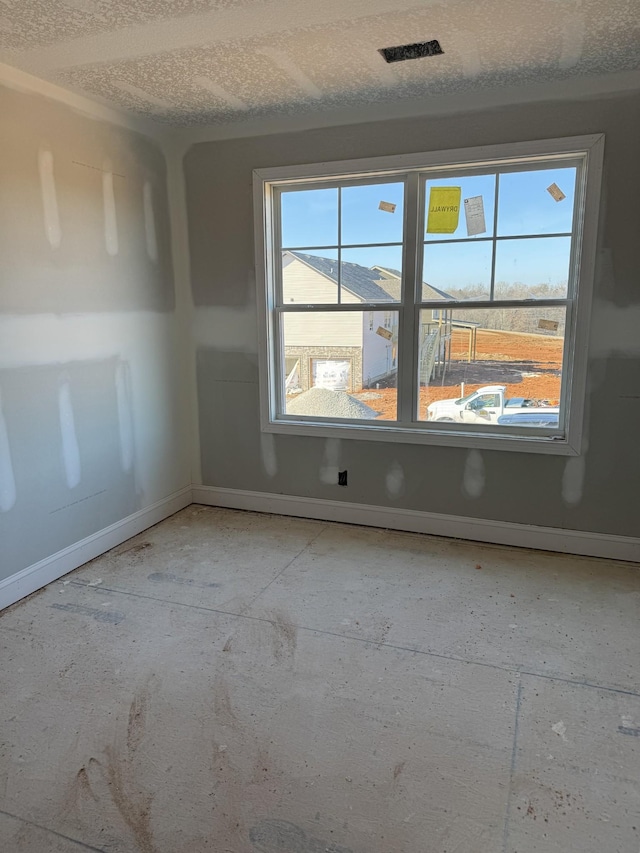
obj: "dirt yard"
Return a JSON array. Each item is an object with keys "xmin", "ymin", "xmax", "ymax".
[{"xmin": 354, "ymin": 328, "xmax": 564, "ymax": 421}]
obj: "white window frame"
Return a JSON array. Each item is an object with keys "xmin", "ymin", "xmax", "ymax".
[{"xmin": 253, "ymin": 135, "xmax": 604, "ymax": 456}]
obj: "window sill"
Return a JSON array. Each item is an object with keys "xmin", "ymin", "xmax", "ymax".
[{"xmin": 262, "ymin": 417, "xmax": 580, "ymax": 456}]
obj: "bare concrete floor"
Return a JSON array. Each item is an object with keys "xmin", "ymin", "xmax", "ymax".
[{"xmin": 1, "ymin": 506, "xmax": 639, "ymax": 853}]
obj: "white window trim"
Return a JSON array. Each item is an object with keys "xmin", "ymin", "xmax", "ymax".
[{"xmin": 253, "ymin": 134, "xmax": 604, "ymax": 456}]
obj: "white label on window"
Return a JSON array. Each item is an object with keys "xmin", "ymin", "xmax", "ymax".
[
  {"xmin": 463, "ymin": 195, "xmax": 486, "ymax": 236},
  {"xmin": 547, "ymin": 183, "xmax": 566, "ymax": 202},
  {"xmin": 378, "ymin": 200, "xmax": 396, "ymax": 213},
  {"xmin": 538, "ymin": 318, "xmax": 559, "ymax": 331}
]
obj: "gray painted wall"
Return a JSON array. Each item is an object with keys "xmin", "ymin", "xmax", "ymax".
[
  {"xmin": 0, "ymin": 84, "xmax": 189, "ymax": 581},
  {"xmin": 185, "ymin": 91, "xmax": 640, "ymax": 539}
]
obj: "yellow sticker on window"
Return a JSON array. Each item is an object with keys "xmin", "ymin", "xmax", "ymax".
[{"xmin": 427, "ymin": 187, "xmax": 461, "ymax": 233}]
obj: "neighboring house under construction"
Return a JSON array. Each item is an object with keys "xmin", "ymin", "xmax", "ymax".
[{"xmin": 282, "ymin": 251, "xmax": 453, "ymax": 393}]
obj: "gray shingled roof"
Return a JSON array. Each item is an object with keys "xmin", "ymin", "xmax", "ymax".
[
  {"xmin": 288, "ymin": 252, "xmax": 394, "ymax": 302},
  {"xmin": 288, "ymin": 252, "xmax": 451, "ymax": 302},
  {"xmin": 372, "ymin": 266, "xmax": 452, "ymax": 301}
]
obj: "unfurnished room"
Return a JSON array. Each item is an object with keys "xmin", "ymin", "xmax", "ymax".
[{"xmin": 0, "ymin": 1, "xmax": 639, "ymax": 851}]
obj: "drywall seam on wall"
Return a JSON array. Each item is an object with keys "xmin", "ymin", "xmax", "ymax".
[
  {"xmin": 462, "ymin": 449, "xmax": 485, "ymax": 499},
  {"xmin": 164, "ymin": 140, "xmax": 201, "ymax": 484},
  {"xmin": 192, "ymin": 305, "xmax": 259, "ymax": 353},
  {"xmin": 589, "ymin": 300, "xmax": 640, "ymax": 357},
  {"xmin": 0, "ymin": 390, "xmax": 17, "ymax": 513},
  {"xmin": 319, "ymin": 438, "xmax": 341, "ymax": 485},
  {"xmin": 102, "ymin": 167, "xmax": 119, "ymax": 256},
  {"xmin": 385, "ymin": 461, "xmax": 405, "ymax": 498},
  {"xmin": 1, "ymin": 313, "xmax": 173, "ymax": 367},
  {"xmin": 562, "ymin": 455, "xmax": 586, "ymax": 506},
  {"xmin": 1, "ymin": 311, "xmax": 185, "ymax": 504},
  {"xmin": 143, "ymin": 180, "xmax": 159, "ymax": 263},
  {"xmin": 37, "ymin": 148, "xmax": 62, "ymax": 249},
  {"xmin": 115, "ymin": 361, "xmax": 135, "ymax": 473},
  {"xmin": 57, "ymin": 377, "xmax": 82, "ymax": 489},
  {"xmin": 260, "ymin": 432, "xmax": 278, "ymax": 477}
]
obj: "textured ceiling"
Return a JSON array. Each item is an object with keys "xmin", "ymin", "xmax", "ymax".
[{"xmin": 0, "ymin": 0, "xmax": 638, "ymax": 127}]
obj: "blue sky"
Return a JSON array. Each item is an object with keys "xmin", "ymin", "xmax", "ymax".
[{"xmin": 280, "ymin": 166, "xmax": 577, "ymax": 292}]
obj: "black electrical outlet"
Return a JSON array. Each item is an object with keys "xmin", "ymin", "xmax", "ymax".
[{"xmin": 338, "ymin": 470, "xmax": 348, "ymax": 486}]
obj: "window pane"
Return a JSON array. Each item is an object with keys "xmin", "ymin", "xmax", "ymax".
[
  {"xmin": 341, "ymin": 182, "xmax": 404, "ymax": 245},
  {"xmin": 341, "ymin": 246, "xmax": 402, "ymax": 303},
  {"xmin": 282, "ymin": 249, "xmax": 340, "ymax": 304},
  {"xmin": 281, "ymin": 187, "xmax": 338, "ymax": 248},
  {"xmin": 494, "ymin": 236, "xmax": 571, "ymax": 299},
  {"xmin": 422, "ymin": 241, "xmax": 492, "ymax": 301},
  {"xmin": 425, "ymin": 173, "xmax": 496, "ymax": 241},
  {"xmin": 417, "ymin": 307, "xmax": 566, "ymax": 427},
  {"xmin": 282, "ymin": 311, "xmax": 398, "ymax": 420},
  {"xmin": 497, "ymin": 167, "xmax": 577, "ymax": 236}
]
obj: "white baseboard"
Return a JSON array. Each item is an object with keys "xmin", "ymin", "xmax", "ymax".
[
  {"xmin": 3, "ymin": 484, "xmax": 636, "ymax": 613},
  {"xmin": 192, "ymin": 486, "xmax": 640, "ymax": 563},
  {"xmin": 0, "ymin": 486, "xmax": 192, "ymax": 612}
]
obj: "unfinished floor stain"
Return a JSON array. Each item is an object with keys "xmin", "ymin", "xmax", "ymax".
[
  {"xmin": 65, "ymin": 762, "xmax": 100, "ymax": 809},
  {"xmin": 392, "ymin": 760, "xmax": 405, "ymax": 781},
  {"xmin": 104, "ymin": 745, "xmax": 156, "ymax": 853},
  {"xmin": 147, "ymin": 571, "xmax": 220, "ymax": 588},
  {"xmin": 127, "ymin": 683, "xmax": 151, "ymax": 755},
  {"xmin": 250, "ymin": 818, "xmax": 354, "ymax": 853},
  {"xmin": 50, "ymin": 602, "xmax": 124, "ymax": 624},
  {"xmin": 266, "ymin": 609, "xmax": 298, "ymax": 661},
  {"xmin": 119, "ymin": 541, "xmax": 153, "ymax": 559},
  {"xmin": 1, "ymin": 506, "xmax": 639, "ymax": 853}
]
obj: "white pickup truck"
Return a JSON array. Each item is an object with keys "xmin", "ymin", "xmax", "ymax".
[{"xmin": 426, "ymin": 385, "xmax": 559, "ymax": 424}]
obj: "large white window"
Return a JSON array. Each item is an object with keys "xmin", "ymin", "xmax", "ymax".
[{"xmin": 254, "ymin": 135, "xmax": 603, "ymax": 454}]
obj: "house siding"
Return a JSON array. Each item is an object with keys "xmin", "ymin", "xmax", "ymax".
[
  {"xmin": 362, "ymin": 310, "xmax": 399, "ymax": 386},
  {"xmin": 282, "ymin": 257, "xmax": 363, "ymax": 349}
]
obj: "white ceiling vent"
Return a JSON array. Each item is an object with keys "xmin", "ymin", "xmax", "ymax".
[{"xmin": 378, "ymin": 40, "xmax": 444, "ymax": 64}]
